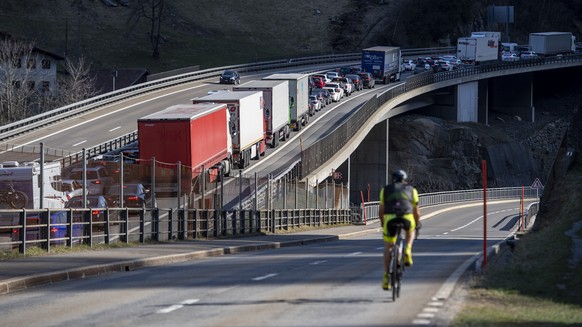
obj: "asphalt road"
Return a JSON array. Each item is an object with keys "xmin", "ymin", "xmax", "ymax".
[{"xmin": 0, "ymin": 200, "xmax": 530, "ymax": 326}]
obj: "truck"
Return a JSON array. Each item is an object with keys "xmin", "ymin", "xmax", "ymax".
[
  {"xmin": 501, "ymin": 42, "xmax": 519, "ymax": 54},
  {"xmin": 361, "ymin": 46, "xmax": 402, "ymax": 84},
  {"xmin": 262, "ymin": 73, "xmax": 310, "ymax": 131},
  {"xmin": 529, "ymin": 32, "xmax": 575, "ymax": 56},
  {"xmin": 191, "ymin": 91, "xmax": 266, "ymax": 169},
  {"xmin": 137, "ymin": 103, "xmax": 232, "ymax": 193},
  {"xmin": 233, "ymin": 80, "xmax": 291, "ymax": 148},
  {"xmin": 457, "ymin": 31, "xmax": 501, "ymax": 64}
]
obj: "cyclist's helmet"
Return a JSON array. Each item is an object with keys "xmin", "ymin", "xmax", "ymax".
[{"xmin": 392, "ymin": 170, "xmax": 408, "ymax": 183}]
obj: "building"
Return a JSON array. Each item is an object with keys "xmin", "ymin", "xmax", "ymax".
[{"xmin": 0, "ymin": 32, "xmax": 65, "ymax": 95}]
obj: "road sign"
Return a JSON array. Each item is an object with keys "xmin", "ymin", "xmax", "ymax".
[{"xmin": 531, "ymin": 178, "xmax": 544, "ymax": 189}]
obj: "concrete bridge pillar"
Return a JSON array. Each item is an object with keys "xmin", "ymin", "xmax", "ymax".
[{"xmin": 335, "ymin": 120, "xmax": 387, "ymax": 204}]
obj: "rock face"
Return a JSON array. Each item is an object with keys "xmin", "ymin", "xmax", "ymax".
[{"xmin": 388, "ymin": 103, "xmax": 576, "ymax": 193}]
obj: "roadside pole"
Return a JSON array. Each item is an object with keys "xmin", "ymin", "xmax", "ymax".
[{"xmin": 482, "ymin": 160, "xmax": 487, "ymax": 269}]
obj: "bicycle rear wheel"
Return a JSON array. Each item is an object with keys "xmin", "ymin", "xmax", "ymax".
[{"xmin": 8, "ymin": 191, "xmax": 28, "ymax": 209}]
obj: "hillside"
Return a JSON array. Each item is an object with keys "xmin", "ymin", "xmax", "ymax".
[{"xmin": 2, "ymin": 0, "xmax": 582, "ymax": 73}]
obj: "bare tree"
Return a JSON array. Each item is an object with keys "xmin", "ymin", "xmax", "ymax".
[
  {"xmin": 127, "ymin": 0, "xmax": 164, "ymax": 59},
  {"xmin": 0, "ymin": 37, "xmax": 38, "ymax": 124},
  {"xmin": 55, "ymin": 56, "xmax": 97, "ymax": 107}
]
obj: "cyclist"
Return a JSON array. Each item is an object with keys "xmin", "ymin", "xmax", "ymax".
[{"xmin": 379, "ymin": 170, "xmax": 421, "ymax": 290}]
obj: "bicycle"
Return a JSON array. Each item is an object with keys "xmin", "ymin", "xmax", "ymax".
[
  {"xmin": 389, "ymin": 221, "xmax": 421, "ymax": 301},
  {"xmin": 390, "ymin": 222, "xmax": 406, "ymax": 301},
  {"xmin": 0, "ymin": 183, "xmax": 28, "ymax": 209}
]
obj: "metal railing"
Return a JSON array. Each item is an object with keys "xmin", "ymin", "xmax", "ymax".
[
  {"xmin": 0, "ymin": 206, "xmax": 352, "ymax": 254},
  {"xmin": 354, "ymin": 186, "xmax": 543, "ymax": 224}
]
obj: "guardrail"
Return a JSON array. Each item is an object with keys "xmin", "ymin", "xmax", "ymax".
[
  {"xmin": 353, "ymin": 186, "xmax": 543, "ymax": 224},
  {"xmin": 298, "ymin": 54, "xmax": 582, "ymax": 179}
]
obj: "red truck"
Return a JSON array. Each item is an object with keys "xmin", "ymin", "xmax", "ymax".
[{"xmin": 137, "ymin": 103, "xmax": 232, "ymax": 193}]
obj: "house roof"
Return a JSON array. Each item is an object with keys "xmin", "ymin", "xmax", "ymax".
[
  {"xmin": 91, "ymin": 68, "xmax": 150, "ymax": 94},
  {"xmin": 0, "ymin": 31, "xmax": 65, "ymax": 60}
]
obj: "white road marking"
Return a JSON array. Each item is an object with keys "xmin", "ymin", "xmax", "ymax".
[
  {"xmin": 309, "ymin": 260, "xmax": 328, "ymax": 265},
  {"xmin": 418, "ymin": 313, "xmax": 435, "ymax": 318},
  {"xmin": 72, "ymin": 140, "xmax": 87, "ymax": 147},
  {"xmin": 346, "ymin": 252, "xmax": 362, "ymax": 256},
  {"xmin": 12, "ymin": 84, "xmax": 208, "ymax": 147},
  {"xmin": 412, "ymin": 319, "xmax": 432, "ymax": 325},
  {"xmin": 157, "ymin": 299, "xmax": 200, "ymax": 314},
  {"xmin": 108, "ymin": 126, "xmax": 121, "ymax": 132},
  {"xmin": 252, "ymin": 273, "xmax": 278, "ymax": 281}
]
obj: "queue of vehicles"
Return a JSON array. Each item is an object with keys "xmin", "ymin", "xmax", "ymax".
[{"xmin": 457, "ymin": 31, "xmax": 577, "ymax": 64}]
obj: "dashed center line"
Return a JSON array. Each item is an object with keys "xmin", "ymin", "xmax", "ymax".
[
  {"xmin": 72, "ymin": 140, "xmax": 87, "ymax": 147},
  {"xmin": 252, "ymin": 273, "xmax": 278, "ymax": 281},
  {"xmin": 309, "ymin": 260, "xmax": 328, "ymax": 265},
  {"xmin": 157, "ymin": 299, "xmax": 199, "ymax": 314}
]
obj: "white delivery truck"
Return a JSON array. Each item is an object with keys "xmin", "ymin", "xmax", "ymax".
[
  {"xmin": 233, "ymin": 80, "xmax": 291, "ymax": 148},
  {"xmin": 192, "ymin": 91, "xmax": 266, "ymax": 169},
  {"xmin": 457, "ymin": 31, "xmax": 501, "ymax": 64},
  {"xmin": 263, "ymin": 73, "xmax": 310, "ymax": 131},
  {"xmin": 529, "ymin": 32, "xmax": 575, "ymax": 56}
]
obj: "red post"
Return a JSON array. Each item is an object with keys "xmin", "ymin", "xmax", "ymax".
[
  {"xmin": 482, "ymin": 160, "xmax": 487, "ymax": 269},
  {"xmin": 367, "ymin": 183, "xmax": 371, "ymax": 202},
  {"xmin": 521, "ymin": 186, "xmax": 525, "ymax": 232}
]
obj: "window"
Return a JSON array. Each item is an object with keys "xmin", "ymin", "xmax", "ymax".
[
  {"xmin": 41, "ymin": 59, "xmax": 51, "ymax": 69},
  {"xmin": 27, "ymin": 81, "xmax": 35, "ymax": 90},
  {"xmin": 12, "ymin": 80, "xmax": 21, "ymax": 89},
  {"xmin": 13, "ymin": 58, "xmax": 22, "ymax": 68},
  {"xmin": 41, "ymin": 81, "xmax": 50, "ymax": 92},
  {"xmin": 27, "ymin": 58, "xmax": 37, "ymax": 69}
]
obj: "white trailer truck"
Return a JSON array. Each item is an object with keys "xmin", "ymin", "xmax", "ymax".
[
  {"xmin": 529, "ymin": 32, "xmax": 575, "ymax": 56},
  {"xmin": 192, "ymin": 91, "xmax": 266, "ymax": 169},
  {"xmin": 263, "ymin": 73, "xmax": 310, "ymax": 131},
  {"xmin": 457, "ymin": 31, "xmax": 501, "ymax": 64},
  {"xmin": 233, "ymin": 80, "xmax": 291, "ymax": 148}
]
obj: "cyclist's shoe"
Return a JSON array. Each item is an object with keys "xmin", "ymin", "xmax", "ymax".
[
  {"xmin": 404, "ymin": 248, "xmax": 413, "ymax": 267},
  {"xmin": 382, "ymin": 273, "xmax": 391, "ymax": 290}
]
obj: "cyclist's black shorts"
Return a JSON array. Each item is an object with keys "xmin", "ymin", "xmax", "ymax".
[{"xmin": 387, "ymin": 217, "xmax": 411, "ymax": 237}]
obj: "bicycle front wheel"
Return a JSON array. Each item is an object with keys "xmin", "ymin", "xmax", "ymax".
[{"xmin": 391, "ymin": 245, "xmax": 400, "ymax": 301}]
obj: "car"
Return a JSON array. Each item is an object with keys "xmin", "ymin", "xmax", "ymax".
[
  {"xmin": 105, "ymin": 183, "xmax": 156, "ymax": 210},
  {"xmin": 325, "ymin": 71, "xmax": 340, "ymax": 80},
  {"xmin": 345, "ymin": 74, "xmax": 363, "ymax": 91},
  {"xmin": 440, "ymin": 55, "xmax": 458, "ymax": 62},
  {"xmin": 413, "ymin": 62, "xmax": 431, "ymax": 74},
  {"xmin": 339, "ymin": 66, "xmax": 353, "ymax": 76},
  {"xmin": 219, "ymin": 70, "xmax": 240, "ymax": 84},
  {"xmin": 309, "ymin": 95, "xmax": 322, "ymax": 112},
  {"xmin": 501, "ymin": 52, "xmax": 520, "ymax": 62},
  {"xmin": 325, "ymin": 82, "xmax": 344, "ymax": 98},
  {"xmin": 402, "ymin": 59, "xmax": 416, "ymax": 71},
  {"xmin": 59, "ymin": 179, "xmax": 86, "ymax": 200},
  {"xmin": 65, "ymin": 195, "xmax": 119, "ymax": 230},
  {"xmin": 331, "ymin": 77, "xmax": 353, "ymax": 96},
  {"xmin": 322, "ymin": 86, "xmax": 341, "ymax": 102},
  {"xmin": 69, "ymin": 166, "xmax": 115, "ymax": 195},
  {"xmin": 358, "ymin": 72, "xmax": 375, "ymax": 89},
  {"xmin": 432, "ymin": 60, "xmax": 453, "ymax": 72},
  {"xmin": 311, "ymin": 76, "xmax": 325, "ymax": 89},
  {"xmin": 48, "ymin": 211, "xmax": 86, "ymax": 244},
  {"xmin": 520, "ymin": 51, "xmax": 539, "ymax": 60},
  {"xmin": 311, "ymin": 88, "xmax": 332, "ymax": 105},
  {"xmin": 311, "ymin": 74, "xmax": 331, "ymax": 84}
]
